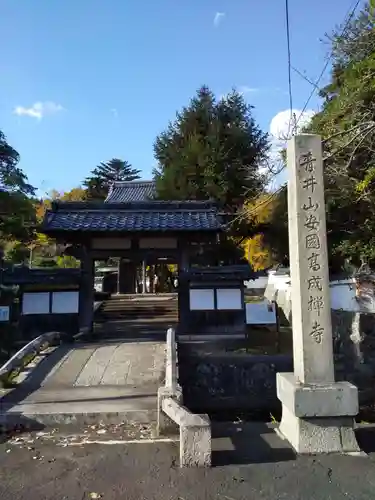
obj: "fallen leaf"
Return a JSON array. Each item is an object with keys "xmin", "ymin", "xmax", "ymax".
[
  {"xmin": 96, "ymin": 429, "xmax": 106, "ymax": 435},
  {"xmin": 89, "ymin": 493, "xmax": 102, "ymax": 499}
]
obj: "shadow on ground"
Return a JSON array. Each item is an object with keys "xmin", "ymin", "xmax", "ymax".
[
  {"xmin": 0, "ymin": 416, "xmax": 45, "ymax": 444},
  {"xmin": 356, "ymin": 425, "xmax": 375, "ymax": 454},
  {"xmin": 211, "ymin": 421, "xmax": 296, "ymax": 466},
  {"xmin": 0, "ymin": 345, "xmax": 71, "ymax": 439}
]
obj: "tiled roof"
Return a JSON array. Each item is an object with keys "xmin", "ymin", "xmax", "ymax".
[
  {"xmin": 105, "ymin": 180, "xmax": 156, "ymax": 203},
  {"xmin": 41, "ymin": 201, "xmax": 222, "ymax": 233}
]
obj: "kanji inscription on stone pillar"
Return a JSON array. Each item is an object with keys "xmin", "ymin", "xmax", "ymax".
[{"xmin": 287, "ymin": 134, "xmax": 334, "ymax": 384}]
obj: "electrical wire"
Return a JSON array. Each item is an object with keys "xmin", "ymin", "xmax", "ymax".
[
  {"xmin": 285, "ymin": 0, "xmax": 295, "ymax": 138},
  {"xmin": 293, "ymin": 0, "xmax": 362, "ymax": 133}
]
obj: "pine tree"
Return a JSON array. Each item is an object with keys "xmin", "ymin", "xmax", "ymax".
[{"xmin": 84, "ymin": 158, "xmax": 141, "ymax": 200}]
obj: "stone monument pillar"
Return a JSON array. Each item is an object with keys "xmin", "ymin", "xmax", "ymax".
[{"xmin": 276, "ymin": 134, "xmax": 360, "ymax": 453}]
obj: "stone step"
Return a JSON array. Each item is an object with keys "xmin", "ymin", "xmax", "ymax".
[
  {"xmin": 95, "ymin": 316, "xmax": 178, "ymax": 323},
  {"xmin": 0, "ymin": 385, "xmax": 158, "ymax": 430},
  {"xmin": 98, "ymin": 309, "xmax": 178, "ymax": 316}
]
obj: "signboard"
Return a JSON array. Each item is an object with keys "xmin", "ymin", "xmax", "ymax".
[{"xmin": 0, "ymin": 306, "xmax": 10, "ymax": 322}]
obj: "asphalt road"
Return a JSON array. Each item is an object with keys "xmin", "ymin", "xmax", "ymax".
[{"xmin": 1, "ymin": 423, "xmax": 375, "ymax": 500}]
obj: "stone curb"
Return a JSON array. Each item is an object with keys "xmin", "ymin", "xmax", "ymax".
[{"xmin": 0, "ymin": 332, "xmax": 62, "ymax": 388}]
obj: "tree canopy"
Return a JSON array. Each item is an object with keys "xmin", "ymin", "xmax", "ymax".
[
  {"xmin": 154, "ymin": 86, "xmax": 269, "ymax": 211},
  {"xmin": 153, "ymin": 86, "xmax": 269, "ymax": 264},
  {"xmin": 83, "ymin": 158, "xmax": 141, "ymax": 200},
  {"xmin": 259, "ymin": 2, "xmax": 375, "ymax": 271},
  {"xmin": 0, "ymin": 130, "xmax": 36, "ymax": 244}
]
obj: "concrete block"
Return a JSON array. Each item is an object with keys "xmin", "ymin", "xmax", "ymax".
[
  {"xmin": 276, "ymin": 373, "xmax": 360, "ymax": 454},
  {"xmin": 180, "ymin": 422, "xmax": 211, "ymax": 467},
  {"xmin": 277, "ymin": 372, "xmax": 359, "ymax": 417},
  {"xmin": 157, "ymin": 391, "xmax": 212, "ymax": 467},
  {"xmin": 278, "ymin": 404, "xmax": 360, "ymax": 454},
  {"xmin": 157, "ymin": 386, "xmax": 182, "ymax": 436}
]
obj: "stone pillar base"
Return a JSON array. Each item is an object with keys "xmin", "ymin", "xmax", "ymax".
[
  {"xmin": 276, "ymin": 373, "xmax": 361, "ymax": 454},
  {"xmin": 180, "ymin": 422, "xmax": 211, "ymax": 467},
  {"xmin": 157, "ymin": 386, "xmax": 182, "ymax": 436}
]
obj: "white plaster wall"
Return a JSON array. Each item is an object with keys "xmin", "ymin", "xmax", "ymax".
[
  {"xmin": 189, "ymin": 289, "xmax": 215, "ymax": 310},
  {"xmin": 267, "ymin": 271, "xmax": 291, "ymax": 291},
  {"xmin": 22, "ymin": 292, "xmax": 50, "ymax": 315},
  {"xmin": 266, "ymin": 275, "xmax": 375, "ymax": 313},
  {"xmin": 244, "ymin": 276, "xmax": 269, "ymax": 290},
  {"xmin": 22, "ymin": 291, "xmax": 80, "ymax": 315},
  {"xmin": 217, "ymin": 289, "xmax": 242, "ymax": 310},
  {"xmin": 52, "ymin": 291, "xmax": 79, "ymax": 314}
]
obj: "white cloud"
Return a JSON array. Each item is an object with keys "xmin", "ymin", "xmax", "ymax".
[
  {"xmin": 213, "ymin": 12, "xmax": 225, "ymax": 27},
  {"xmin": 269, "ymin": 108, "xmax": 315, "ymax": 141},
  {"xmin": 267, "ymin": 108, "xmax": 316, "ymax": 187},
  {"xmin": 238, "ymin": 85, "xmax": 259, "ymax": 95},
  {"xmin": 13, "ymin": 101, "xmax": 64, "ymax": 120}
]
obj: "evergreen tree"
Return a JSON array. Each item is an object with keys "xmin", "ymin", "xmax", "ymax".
[
  {"xmin": 153, "ymin": 86, "xmax": 269, "ymax": 213},
  {"xmin": 84, "ymin": 158, "xmax": 141, "ymax": 200}
]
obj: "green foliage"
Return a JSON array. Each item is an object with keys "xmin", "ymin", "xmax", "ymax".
[
  {"xmin": 56, "ymin": 255, "xmax": 80, "ymax": 268},
  {"xmin": 153, "ymin": 86, "xmax": 269, "ymax": 263},
  {"xmin": 84, "ymin": 158, "xmax": 141, "ymax": 200},
  {"xmin": 305, "ymin": 3, "xmax": 375, "ymax": 266},
  {"xmin": 0, "ymin": 192, "xmax": 36, "ymax": 243},
  {"xmin": 0, "ymin": 131, "xmax": 34, "ymax": 196},
  {"xmin": 264, "ymin": 3, "xmax": 375, "ymax": 270},
  {"xmin": 154, "ymin": 86, "xmax": 268, "ymax": 212},
  {"xmin": 0, "ymin": 130, "xmax": 36, "ymax": 244},
  {"xmin": 4, "ymin": 241, "xmax": 30, "ymax": 264}
]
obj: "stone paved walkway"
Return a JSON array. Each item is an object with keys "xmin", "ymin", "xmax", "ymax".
[
  {"xmin": 0, "ymin": 340, "xmax": 165, "ymax": 426},
  {"xmin": 42, "ymin": 341, "xmax": 165, "ymax": 388}
]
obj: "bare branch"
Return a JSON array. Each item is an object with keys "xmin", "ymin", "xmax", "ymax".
[
  {"xmin": 323, "ymin": 124, "xmax": 375, "ymax": 163},
  {"xmin": 322, "ymin": 121, "xmax": 375, "ymax": 145}
]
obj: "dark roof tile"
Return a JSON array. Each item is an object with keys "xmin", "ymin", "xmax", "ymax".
[
  {"xmin": 41, "ymin": 201, "xmax": 222, "ymax": 233},
  {"xmin": 105, "ymin": 180, "xmax": 156, "ymax": 203}
]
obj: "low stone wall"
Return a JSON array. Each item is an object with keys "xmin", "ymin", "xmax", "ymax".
[
  {"xmin": 332, "ymin": 310, "xmax": 375, "ymax": 404},
  {"xmin": 157, "ymin": 328, "xmax": 212, "ymax": 467},
  {"xmin": 0, "ymin": 331, "xmax": 62, "ymax": 387},
  {"xmin": 178, "ymin": 343, "xmax": 293, "ymax": 414},
  {"xmin": 158, "ymin": 391, "xmax": 211, "ymax": 467}
]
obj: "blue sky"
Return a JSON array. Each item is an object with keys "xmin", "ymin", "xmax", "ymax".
[{"xmin": 1, "ymin": 0, "xmax": 363, "ymax": 196}]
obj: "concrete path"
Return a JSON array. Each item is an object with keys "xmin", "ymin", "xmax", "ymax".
[{"xmin": 0, "ymin": 340, "xmax": 165, "ymax": 427}]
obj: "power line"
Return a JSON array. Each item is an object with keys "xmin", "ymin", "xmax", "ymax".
[
  {"xmin": 293, "ymin": 0, "xmax": 362, "ymax": 133},
  {"xmin": 285, "ymin": 0, "xmax": 295, "ymax": 138}
]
